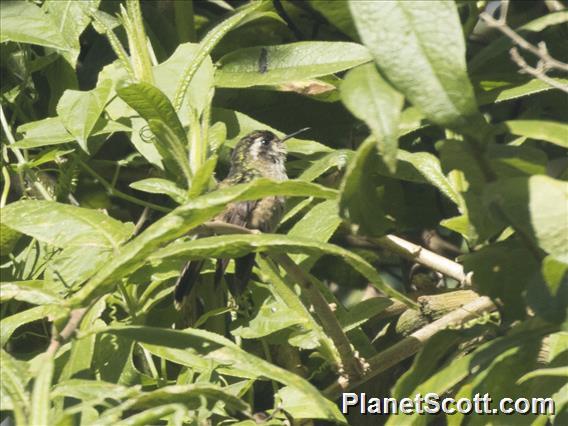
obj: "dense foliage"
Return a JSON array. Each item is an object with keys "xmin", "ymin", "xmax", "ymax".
[{"xmin": 1, "ymin": 0, "xmax": 567, "ymax": 424}]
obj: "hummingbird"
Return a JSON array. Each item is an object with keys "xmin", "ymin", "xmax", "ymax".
[{"xmin": 174, "ymin": 127, "xmax": 310, "ymax": 309}]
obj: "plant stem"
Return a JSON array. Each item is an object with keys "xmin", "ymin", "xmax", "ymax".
[
  {"xmin": 0, "ymin": 105, "xmax": 53, "ymax": 201},
  {"xmin": 272, "ymin": 252, "xmax": 365, "ymax": 382},
  {"xmin": 174, "ymin": 0, "xmax": 196, "ymax": 43},
  {"xmin": 75, "ymin": 157, "xmax": 170, "ymax": 213},
  {"xmin": 323, "ymin": 296, "xmax": 497, "ymax": 398}
]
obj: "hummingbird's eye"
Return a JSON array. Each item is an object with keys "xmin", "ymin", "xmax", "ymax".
[{"xmin": 257, "ymin": 137, "xmax": 270, "ymax": 146}]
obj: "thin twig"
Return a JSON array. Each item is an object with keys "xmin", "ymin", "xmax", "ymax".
[
  {"xmin": 324, "ymin": 296, "xmax": 497, "ymax": 398},
  {"xmin": 45, "ymin": 307, "xmax": 87, "ymax": 356},
  {"xmin": 133, "ymin": 206, "xmax": 150, "ymax": 236},
  {"xmin": 1, "ymin": 105, "xmax": 54, "ymax": 200},
  {"xmin": 75, "ymin": 157, "xmax": 170, "ymax": 213},
  {"xmin": 510, "ymin": 47, "xmax": 568, "ymax": 94},
  {"xmin": 480, "ymin": 3, "xmax": 568, "ymax": 93}
]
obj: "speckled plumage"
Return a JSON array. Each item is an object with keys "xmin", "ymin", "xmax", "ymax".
[{"xmin": 174, "ymin": 130, "xmax": 290, "ymax": 308}]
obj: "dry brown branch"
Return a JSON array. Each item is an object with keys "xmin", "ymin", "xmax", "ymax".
[
  {"xmin": 480, "ymin": 1, "xmax": 568, "ymax": 93},
  {"xmin": 324, "ymin": 296, "xmax": 497, "ymax": 398},
  {"xmin": 45, "ymin": 308, "xmax": 87, "ymax": 356},
  {"xmin": 346, "ymin": 234, "xmax": 472, "ymax": 287}
]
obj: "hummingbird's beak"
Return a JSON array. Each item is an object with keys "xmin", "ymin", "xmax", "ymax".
[{"xmin": 281, "ymin": 127, "xmax": 310, "ymax": 142}]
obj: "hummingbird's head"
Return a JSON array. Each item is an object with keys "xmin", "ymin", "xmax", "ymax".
[
  {"xmin": 229, "ymin": 128, "xmax": 310, "ymax": 177},
  {"xmin": 232, "ymin": 130, "xmax": 285, "ymax": 169}
]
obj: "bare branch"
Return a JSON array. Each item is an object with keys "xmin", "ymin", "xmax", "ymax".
[
  {"xmin": 346, "ymin": 234, "xmax": 472, "ymax": 287},
  {"xmin": 480, "ymin": 2, "xmax": 568, "ymax": 93},
  {"xmin": 324, "ymin": 296, "xmax": 497, "ymax": 398},
  {"xmin": 510, "ymin": 47, "xmax": 568, "ymax": 94},
  {"xmin": 45, "ymin": 308, "xmax": 87, "ymax": 356}
]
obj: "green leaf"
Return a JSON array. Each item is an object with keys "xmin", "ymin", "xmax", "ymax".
[
  {"xmin": 215, "ymin": 42, "xmax": 371, "ymax": 88},
  {"xmin": 233, "ymin": 297, "xmax": 303, "ymax": 339},
  {"xmin": 350, "ymin": 1, "xmax": 487, "ymax": 138},
  {"xmin": 0, "ymin": 1, "xmax": 71, "ymax": 53},
  {"xmin": 0, "ymin": 281, "xmax": 62, "ymax": 306},
  {"xmin": 341, "ymin": 64, "xmax": 403, "ymax": 171},
  {"xmin": 188, "ymin": 155, "xmax": 218, "ymax": 198},
  {"xmin": 484, "ymin": 176, "xmax": 568, "ymax": 263},
  {"xmin": 463, "ymin": 241, "xmax": 538, "ymax": 320},
  {"xmin": 14, "ymin": 117, "xmax": 130, "ymax": 149},
  {"xmin": 542, "ymin": 255, "xmax": 568, "ymax": 296},
  {"xmin": 277, "ymin": 386, "xmax": 345, "ymax": 422},
  {"xmin": 45, "ymin": 246, "xmax": 114, "ymax": 289},
  {"xmin": 1, "ymin": 200, "xmax": 134, "ymax": 250},
  {"xmin": 51, "ymin": 379, "xmax": 136, "ymax": 402},
  {"xmin": 30, "ymin": 354, "xmax": 54, "ymax": 426},
  {"xmin": 518, "ymin": 366, "xmax": 568, "ymax": 383},
  {"xmin": 1, "ymin": 305, "xmax": 65, "ymax": 347},
  {"xmin": 476, "ymin": 77, "xmax": 568, "ymax": 105},
  {"xmin": 130, "ymin": 178, "xmax": 188, "ymax": 204},
  {"xmin": 172, "ymin": 1, "xmax": 265, "ymax": 110},
  {"xmin": 392, "ymin": 329, "xmax": 470, "ymax": 399},
  {"xmin": 287, "ymin": 199, "xmax": 342, "ymax": 269},
  {"xmin": 338, "ymin": 297, "xmax": 393, "ymax": 332},
  {"xmin": 149, "ymin": 233, "xmax": 415, "ymax": 307},
  {"xmin": 339, "ymin": 138, "xmax": 391, "ymax": 236},
  {"xmin": 148, "ymin": 119, "xmax": 193, "ymax": 186},
  {"xmin": 69, "ymin": 179, "xmax": 338, "ymax": 306},
  {"xmin": 397, "ymin": 150, "xmax": 464, "ymax": 208},
  {"xmin": 117, "ymin": 82, "xmax": 186, "ymax": 143},
  {"xmin": 299, "ymin": 150, "xmax": 353, "ymax": 182},
  {"xmin": 1, "ymin": 350, "xmax": 30, "ymax": 425},
  {"xmin": 41, "ymin": 0, "xmax": 98, "ymax": 66},
  {"xmin": 113, "ymin": 404, "xmax": 185, "ymax": 426},
  {"xmin": 60, "ymin": 298, "xmax": 106, "ymax": 381},
  {"xmin": 101, "ymin": 325, "xmax": 345, "ymax": 423},
  {"xmin": 306, "ymin": 0, "xmax": 358, "ymax": 39},
  {"xmin": 498, "ymin": 120, "xmax": 568, "ymax": 148},
  {"xmin": 56, "ymin": 80, "xmax": 112, "ymax": 152},
  {"xmin": 408, "ymin": 320, "xmax": 552, "ymax": 406}
]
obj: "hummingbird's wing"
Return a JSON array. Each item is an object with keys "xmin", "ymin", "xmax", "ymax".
[
  {"xmin": 173, "ymin": 259, "xmax": 204, "ymax": 310},
  {"xmin": 174, "ymin": 199, "xmax": 259, "ymax": 309},
  {"xmin": 213, "ymin": 200, "xmax": 259, "ymax": 295}
]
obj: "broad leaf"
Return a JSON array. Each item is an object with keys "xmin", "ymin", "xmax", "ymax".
[
  {"xmin": 148, "ymin": 233, "xmax": 415, "ymax": 307},
  {"xmin": 69, "ymin": 179, "xmax": 338, "ymax": 305},
  {"xmin": 341, "ymin": 64, "xmax": 403, "ymax": 171},
  {"xmin": 30, "ymin": 355, "xmax": 54, "ymax": 426},
  {"xmin": 2, "ymin": 200, "xmax": 134, "ymax": 250},
  {"xmin": 339, "ymin": 138, "xmax": 391, "ymax": 236},
  {"xmin": 216, "ymin": 42, "xmax": 372, "ymax": 88},
  {"xmin": 172, "ymin": 1, "xmax": 266, "ymax": 110},
  {"xmin": 0, "ymin": 281, "xmax": 62, "ymax": 306},
  {"xmin": 57, "ymin": 80, "xmax": 112, "ymax": 152},
  {"xmin": 350, "ymin": 0, "xmax": 487, "ymax": 138},
  {"xmin": 15, "ymin": 117, "xmax": 129, "ymax": 149},
  {"xmin": 0, "ymin": 1, "xmax": 70, "ymax": 54},
  {"xmin": 117, "ymin": 82, "xmax": 187, "ymax": 145},
  {"xmin": 484, "ymin": 176, "xmax": 568, "ymax": 263},
  {"xmin": 498, "ymin": 120, "xmax": 568, "ymax": 148},
  {"xmin": 130, "ymin": 178, "xmax": 188, "ymax": 204},
  {"xmin": 101, "ymin": 326, "xmax": 345, "ymax": 423}
]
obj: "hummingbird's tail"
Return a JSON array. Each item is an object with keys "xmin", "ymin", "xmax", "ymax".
[{"xmin": 173, "ymin": 260, "xmax": 204, "ymax": 310}]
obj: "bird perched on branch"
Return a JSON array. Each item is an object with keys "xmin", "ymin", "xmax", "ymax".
[{"xmin": 174, "ymin": 127, "xmax": 310, "ymax": 310}]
